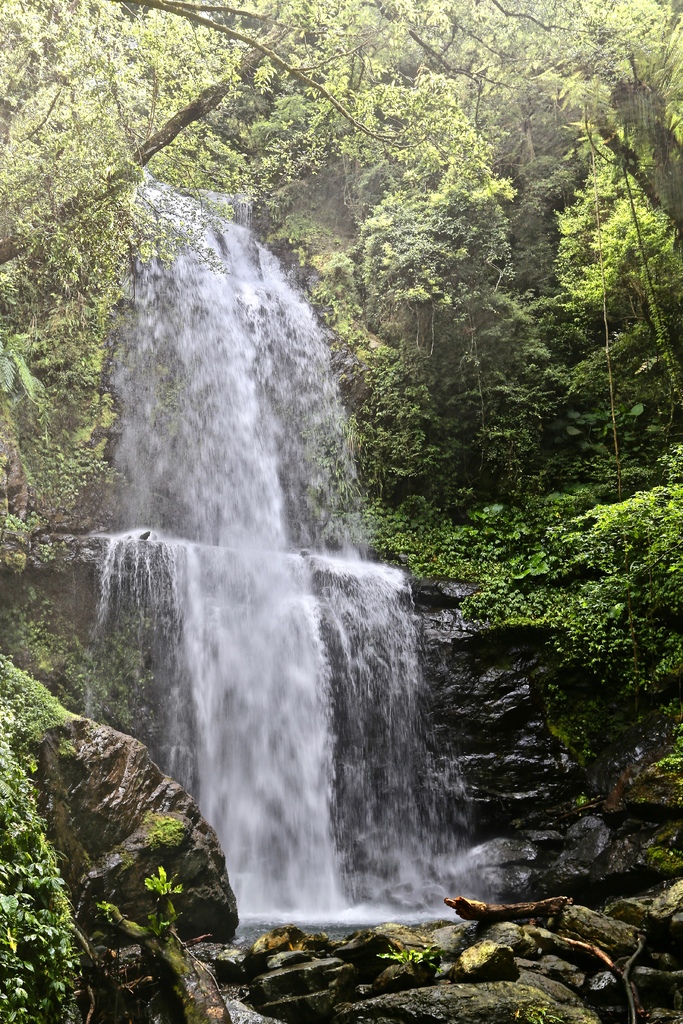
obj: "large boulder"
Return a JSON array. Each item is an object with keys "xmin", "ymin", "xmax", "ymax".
[
  {"xmin": 330, "ymin": 981, "xmax": 602, "ymax": 1024},
  {"xmin": 541, "ymin": 816, "xmax": 612, "ymax": 892},
  {"xmin": 36, "ymin": 717, "xmax": 238, "ymax": 940}
]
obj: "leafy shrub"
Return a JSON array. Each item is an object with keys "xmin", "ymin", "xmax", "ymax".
[
  {"xmin": 0, "ymin": 712, "xmax": 76, "ymax": 1021},
  {"xmin": 0, "ymin": 655, "xmax": 70, "ymax": 760}
]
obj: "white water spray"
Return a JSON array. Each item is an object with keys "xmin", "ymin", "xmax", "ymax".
[{"xmin": 95, "ymin": 209, "xmax": 462, "ymax": 917}]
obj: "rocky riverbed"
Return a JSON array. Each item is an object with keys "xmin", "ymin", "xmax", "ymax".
[{"xmin": 106, "ymin": 892, "xmax": 683, "ymax": 1024}]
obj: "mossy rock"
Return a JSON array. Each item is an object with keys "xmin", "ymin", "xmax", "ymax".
[
  {"xmin": 144, "ymin": 813, "xmax": 187, "ymax": 850},
  {"xmin": 646, "ymin": 821, "xmax": 683, "ymax": 879},
  {"xmin": 627, "ymin": 764, "xmax": 683, "ymax": 817}
]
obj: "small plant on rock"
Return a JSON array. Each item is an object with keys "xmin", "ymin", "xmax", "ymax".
[
  {"xmin": 144, "ymin": 866, "xmax": 183, "ymax": 937},
  {"xmin": 379, "ymin": 946, "xmax": 443, "ymax": 970}
]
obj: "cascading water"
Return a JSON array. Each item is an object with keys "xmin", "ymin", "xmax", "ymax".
[{"xmin": 94, "ymin": 199, "xmax": 469, "ymax": 919}]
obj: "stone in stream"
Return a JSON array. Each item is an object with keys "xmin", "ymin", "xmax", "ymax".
[
  {"xmin": 371, "ymin": 961, "xmax": 435, "ymax": 995},
  {"xmin": 248, "ymin": 957, "xmax": 356, "ymax": 1023},
  {"xmin": 35, "ymin": 717, "xmax": 238, "ymax": 940},
  {"xmin": 556, "ymin": 903, "xmax": 639, "ymax": 958},
  {"xmin": 477, "ymin": 921, "xmax": 537, "ymax": 958},
  {"xmin": 334, "ymin": 930, "xmax": 404, "ymax": 981},
  {"xmin": 330, "ymin": 981, "xmax": 602, "ymax": 1024},
  {"xmin": 449, "ymin": 941, "xmax": 519, "ymax": 983},
  {"xmin": 242, "ymin": 926, "xmax": 325, "ymax": 977},
  {"xmin": 516, "ymin": 954, "xmax": 586, "ymax": 991}
]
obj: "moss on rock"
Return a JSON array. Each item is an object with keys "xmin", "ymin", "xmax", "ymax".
[{"xmin": 144, "ymin": 813, "xmax": 187, "ymax": 850}]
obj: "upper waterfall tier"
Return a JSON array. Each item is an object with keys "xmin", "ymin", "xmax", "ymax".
[{"xmin": 115, "ymin": 216, "xmax": 356, "ymax": 551}]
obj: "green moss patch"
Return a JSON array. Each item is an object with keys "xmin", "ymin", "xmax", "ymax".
[{"xmin": 144, "ymin": 813, "xmax": 187, "ymax": 850}]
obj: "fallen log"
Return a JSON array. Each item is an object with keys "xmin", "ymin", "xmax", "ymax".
[
  {"xmin": 106, "ymin": 907, "xmax": 230, "ymax": 1023},
  {"xmin": 444, "ymin": 896, "xmax": 573, "ymax": 922}
]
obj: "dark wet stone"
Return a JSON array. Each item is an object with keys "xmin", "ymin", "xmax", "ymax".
[
  {"xmin": 371, "ymin": 961, "xmax": 434, "ymax": 995},
  {"xmin": 516, "ymin": 969, "xmax": 585, "ymax": 1005},
  {"xmin": 242, "ymin": 926, "xmax": 312, "ymax": 977},
  {"xmin": 267, "ymin": 950, "xmax": 316, "ymax": 971},
  {"xmin": 330, "ymin": 980, "xmax": 602, "ymax": 1024},
  {"xmin": 250, "ymin": 958, "xmax": 355, "ymax": 1005},
  {"xmin": 409, "ymin": 578, "xmax": 478, "ymax": 609},
  {"xmin": 477, "ymin": 922, "xmax": 537, "ymax": 958},
  {"xmin": 541, "ymin": 816, "xmax": 611, "ymax": 891},
  {"xmin": 224, "ymin": 999, "xmax": 286, "ymax": 1024},
  {"xmin": 517, "ymin": 954, "xmax": 586, "ymax": 991},
  {"xmin": 587, "ymin": 713, "xmax": 675, "ymax": 796},
  {"xmin": 627, "ymin": 764, "xmax": 683, "ymax": 820},
  {"xmin": 215, "ymin": 948, "xmax": 248, "ymax": 984},
  {"xmin": 335, "ymin": 930, "xmax": 403, "ymax": 982},
  {"xmin": 556, "ymin": 904, "xmax": 638, "ymax": 958},
  {"xmin": 632, "ymin": 968, "xmax": 683, "ymax": 1010},
  {"xmin": 605, "ymin": 895, "xmax": 655, "ymax": 928},
  {"xmin": 428, "ymin": 923, "xmax": 478, "ymax": 959},
  {"xmin": 583, "ymin": 970, "xmax": 626, "ymax": 1010},
  {"xmin": 420, "ymin": 621, "xmax": 583, "ymax": 834},
  {"xmin": 648, "ymin": 881, "xmax": 683, "ymax": 937},
  {"xmin": 250, "ymin": 958, "xmax": 356, "ymax": 1023}
]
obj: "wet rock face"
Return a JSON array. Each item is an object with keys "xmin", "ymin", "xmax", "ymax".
[
  {"xmin": 36, "ymin": 717, "xmax": 238, "ymax": 940},
  {"xmin": 413, "ymin": 584, "xmax": 583, "ymax": 831}
]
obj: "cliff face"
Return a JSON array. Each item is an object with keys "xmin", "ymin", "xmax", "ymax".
[{"xmin": 37, "ymin": 716, "xmax": 238, "ymax": 941}]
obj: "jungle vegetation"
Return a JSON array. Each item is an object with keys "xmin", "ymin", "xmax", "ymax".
[
  {"xmin": 3, "ymin": 0, "xmax": 683, "ymax": 1010},
  {"xmin": 1, "ymin": 0, "xmax": 683, "ymax": 836}
]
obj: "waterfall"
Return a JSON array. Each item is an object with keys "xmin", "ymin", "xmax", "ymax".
[{"xmin": 94, "ymin": 207, "xmax": 467, "ymax": 918}]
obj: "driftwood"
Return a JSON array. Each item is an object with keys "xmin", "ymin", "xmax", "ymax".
[{"xmin": 444, "ymin": 895, "xmax": 573, "ymax": 921}]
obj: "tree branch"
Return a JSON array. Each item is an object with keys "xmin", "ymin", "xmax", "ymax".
[
  {"xmin": 109, "ymin": 0, "xmax": 401, "ymax": 142},
  {"xmin": 486, "ymin": 0, "xmax": 567, "ymax": 32}
]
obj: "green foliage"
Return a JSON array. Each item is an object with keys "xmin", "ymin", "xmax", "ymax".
[
  {"xmin": 0, "ymin": 655, "xmax": 71, "ymax": 761},
  {"xmin": 517, "ymin": 1009, "xmax": 564, "ymax": 1024},
  {"xmin": 378, "ymin": 946, "xmax": 443, "ymax": 969},
  {"xmin": 0, "ymin": 712, "xmax": 76, "ymax": 1021},
  {"xmin": 144, "ymin": 867, "xmax": 183, "ymax": 937}
]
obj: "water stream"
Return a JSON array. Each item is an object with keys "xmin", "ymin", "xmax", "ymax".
[{"xmin": 95, "ymin": 205, "xmax": 470, "ymax": 919}]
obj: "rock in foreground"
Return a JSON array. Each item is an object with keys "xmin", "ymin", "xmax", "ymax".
[
  {"xmin": 331, "ymin": 981, "xmax": 601, "ymax": 1024},
  {"xmin": 36, "ymin": 717, "xmax": 238, "ymax": 940}
]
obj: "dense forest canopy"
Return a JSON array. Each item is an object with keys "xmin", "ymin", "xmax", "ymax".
[{"xmin": 2, "ymin": 0, "xmax": 683, "ymax": 757}]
